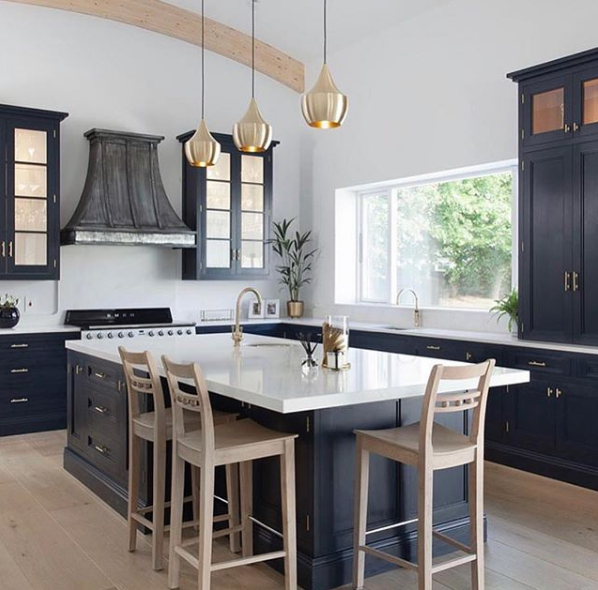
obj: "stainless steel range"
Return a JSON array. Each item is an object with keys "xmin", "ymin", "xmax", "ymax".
[{"xmin": 65, "ymin": 308, "xmax": 196, "ymax": 341}]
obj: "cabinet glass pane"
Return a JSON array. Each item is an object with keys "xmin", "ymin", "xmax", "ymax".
[
  {"xmin": 15, "ymin": 164, "xmax": 47, "ymax": 198},
  {"xmin": 532, "ymin": 88, "xmax": 564, "ymax": 135},
  {"xmin": 207, "ymin": 181, "xmax": 230, "ymax": 210},
  {"xmin": 241, "ymin": 241, "xmax": 264, "ymax": 268},
  {"xmin": 14, "ymin": 232, "xmax": 47, "ymax": 266},
  {"xmin": 206, "ymin": 152, "xmax": 231, "ymax": 181},
  {"xmin": 583, "ymin": 78, "xmax": 598, "ymax": 125},
  {"xmin": 15, "ymin": 129, "xmax": 47, "ymax": 164},
  {"xmin": 242, "ymin": 184, "xmax": 264, "ymax": 212},
  {"xmin": 15, "ymin": 198, "xmax": 47, "ymax": 232},
  {"xmin": 206, "ymin": 210, "xmax": 230, "ymax": 239},
  {"xmin": 241, "ymin": 155, "xmax": 264, "ymax": 183},
  {"xmin": 206, "ymin": 240, "xmax": 230, "ymax": 268},
  {"xmin": 242, "ymin": 212, "xmax": 264, "ymax": 240}
]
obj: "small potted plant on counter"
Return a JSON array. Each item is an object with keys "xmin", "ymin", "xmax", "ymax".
[
  {"xmin": 490, "ymin": 289, "xmax": 519, "ymax": 334},
  {"xmin": 270, "ymin": 218, "xmax": 317, "ymax": 319},
  {"xmin": 0, "ymin": 294, "xmax": 20, "ymax": 329}
]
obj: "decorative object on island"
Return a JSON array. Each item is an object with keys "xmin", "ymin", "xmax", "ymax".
[
  {"xmin": 302, "ymin": 0, "xmax": 348, "ymax": 129},
  {"xmin": 270, "ymin": 218, "xmax": 317, "ymax": 319},
  {"xmin": 233, "ymin": 286, "xmax": 263, "ymax": 345},
  {"xmin": 322, "ymin": 315, "xmax": 350, "ymax": 370},
  {"xmin": 233, "ymin": 0, "xmax": 272, "ymax": 153},
  {"xmin": 298, "ymin": 332, "xmax": 320, "ymax": 377},
  {"xmin": 0, "ymin": 294, "xmax": 20, "ymax": 329},
  {"xmin": 265, "ymin": 298, "xmax": 280, "ymax": 319},
  {"xmin": 185, "ymin": 0, "xmax": 221, "ymax": 168},
  {"xmin": 490, "ymin": 289, "xmax": 519, "ymax": 333},
  {"xmin": 396, "ymin": 288, "xmax": 421, "ymax": 327}
]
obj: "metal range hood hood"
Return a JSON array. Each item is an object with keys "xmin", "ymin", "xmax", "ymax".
[{"xmin": 61, "ymin": 129, "xmax": 196, "ymax": 248}]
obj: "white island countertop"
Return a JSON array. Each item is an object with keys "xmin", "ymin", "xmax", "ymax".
[{"xmin": 66, "ymin": 333, "xmax": 530, "ymax": 413}]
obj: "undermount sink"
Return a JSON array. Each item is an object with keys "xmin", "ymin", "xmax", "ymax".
[
  {"xmin": 380, "ymin": 326, "xmax": 411, "ymax": 331},
  {"xmin": 244, "ymin": 343, "xmax": 293, "ymax": 348}
]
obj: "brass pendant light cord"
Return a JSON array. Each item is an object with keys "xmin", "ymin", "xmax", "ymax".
[
  {"xmin": 323, "ymin": 0, "xmax": 327, "ymax": 64},
  {"xmin": 201, "ymin": 0, "xmax": 205, "ymax": 119},
  {"xmin": 252, "ymin": 0, "xmax": 256, "ymax": 99}
]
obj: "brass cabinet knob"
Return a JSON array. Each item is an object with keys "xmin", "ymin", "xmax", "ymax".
[
  {"xmin": 564, "ymin": 124, "xmax": 571, "ymax": 133},
  {"xmin": 547, "ymin": 387, "xmax": 553, "ymax": 397},
  {"xmin": 573, "ymin": 122, "xmax": 580, "ymax": 132}
]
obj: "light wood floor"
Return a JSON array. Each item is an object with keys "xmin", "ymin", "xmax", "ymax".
[{"xmin": 0, "ymin": 431, "xmax": 597, "ymax": 590}]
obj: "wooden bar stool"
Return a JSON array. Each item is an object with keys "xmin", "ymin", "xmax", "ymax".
[
  {"xmin": 118, "ymin": 347, "xmax": 240, "ymax": 571},
  {"xmin": 162, "ymin": 356, "xmax": 298, "ymax": 590},
  {"xmin": 353, "ymin": 360, "xmax": 495, "ymax": 590}
]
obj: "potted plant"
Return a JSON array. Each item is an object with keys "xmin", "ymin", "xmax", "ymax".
[
  {"xmin": 0, "ymin": 294, "xmax": 20, "ymax": 329},
  {"xmin": 490, "ymin": 289, "xmax": 519, "ymax": 334},
  {"xmin": 270, "ymin": 218, "xmax": 317, "ymax": 319}
]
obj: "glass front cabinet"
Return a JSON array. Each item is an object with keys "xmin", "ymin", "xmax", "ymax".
[
  {"xmin": 0, "ymin": 105, "xmax": 68, "ymax": 280},
  {"xmin": 178, "ymin": 131, "xmax": 277, "ymax": 280}
]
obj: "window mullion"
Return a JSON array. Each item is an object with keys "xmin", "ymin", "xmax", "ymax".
[{"xmin": 389, "ymin": 190, "xmax": 398, "ymax": 304}]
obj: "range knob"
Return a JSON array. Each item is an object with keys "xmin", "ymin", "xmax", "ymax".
[
  {"xmin": 118, "ymin": 332, "xmax": 124, "ymax": 339},
  {"xmin": 158, "ymin": 330, "xmax": 164, "ymax": 337},
  {"xmin": 107, "ymin": 332, "xmax": 114, "ymax": 339},
  {"xmin": 148, "ymin": 331, "xmax": 155, "ymax": 337},
  {"xmin": 177, "ymin": 329, "xmax": 183, "ymax": 335},
  {"xmin": 168, "ymin": 330, "xmax": 174, "ymax": 336},
  {"xmin": 128, "ymin": 331, "xmax": 135, "ymax": 338},
  {"xmin": 186, "ymin": 329, "xmax": 193, "ymax": 335},
  {"xmin": 97, "ymin": 333, "xmax": 104, "ymax": 339},
  {"xmin": 86, "ymin": 333, "xmax": 93, "ymax": 340}
]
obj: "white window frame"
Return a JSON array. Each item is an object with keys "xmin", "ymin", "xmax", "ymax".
[{"xmin": 356, "ymin": 161, "xmax": 518, "ymax": 309}]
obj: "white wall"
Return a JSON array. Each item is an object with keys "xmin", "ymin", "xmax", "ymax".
[
  {"xmin": 0, "ymin": 3, "xmax": 303, "ymax": 325},
  {"xmin": 305, "ymin": 0, "xmax": 598, "ymax": 332}
]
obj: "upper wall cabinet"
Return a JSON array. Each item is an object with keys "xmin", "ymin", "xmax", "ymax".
[
  {"xmin": 0, "ymin": 104, "xmax": 68, "ymax": 280},
  {"xmin": 511, "ymin": 50, "xmax": 598, "ymax": 149},
  {"xmin": 177, "ymin": 132, "xmax": 277, "ymax": 280},
  {"xmin": 510, "ymin": 47, "xmax": 598, "ymax": 345}
]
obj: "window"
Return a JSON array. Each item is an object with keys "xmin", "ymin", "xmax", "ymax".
[{"xmin": 358, "ymin": 165, "xmax": 516, "ymax": 310}]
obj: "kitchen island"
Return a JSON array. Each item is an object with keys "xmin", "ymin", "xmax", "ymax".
[{"xmin": 64, "ymin": 333, "xmax": 529, "ymax": 590}]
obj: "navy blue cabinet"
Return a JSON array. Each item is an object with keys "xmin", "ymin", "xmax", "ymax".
[{"xmin": 0, "ymin": 331, "xmax": 79, "ymax": 436}]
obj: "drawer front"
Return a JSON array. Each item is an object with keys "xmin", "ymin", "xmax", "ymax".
[
  {"xmin": 0, "ymin": 360, "xmax": 65, "ymax": 389},
  {"xmin": 506, "ymin": 349, "xmax": 572, "ymax": 376},
  {"xmin": 416, "ymin": 339, "xmax": 466, "ymax": 361},
  {"xmin": 86, "ymin": 386, "xmax": 125, "ymax": 441},
  {"xmin": 86, "ymin": 430, "xmax": 126, "ymax": 483},
  {"xmin": 0, "ymin": 386, "xmax": 65, "ymax": 419},
  {"xmin": 576, "ymin": 357, "xmax": 598, "ymax": 381},
  {"xmin": 0, "ymin": 333, "xmax": 77, "ymax": 353},
  {"xmin": 84, "ymin": 359, "xmax": 123, "ymax": 392}
]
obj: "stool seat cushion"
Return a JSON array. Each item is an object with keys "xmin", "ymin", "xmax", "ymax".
[{"xmin": 357, "ymin": 422, "xmax": 476, "ymax": 468}]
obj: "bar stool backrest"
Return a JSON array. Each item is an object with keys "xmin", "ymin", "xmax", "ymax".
[
  {"xmin": 118, "ymin": 347, "xmax": 166, "ymax": 434},
  {"xmin": 419, "ymin": 360, "xmax": 496, "ymax": 457},
  {"xmin": 161, "ymin": 356, "xmax": 215, "ymax": 458}
]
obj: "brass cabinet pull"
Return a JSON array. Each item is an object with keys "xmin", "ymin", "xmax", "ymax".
[
  {"xmin": 426, "ymin": 345, "xmax": 441, "ymax": 351},
  {"xmin": 10, "ymin": 368, "xmax": 29, "ymax": 374},
  {"xmin": 547, "ymin": 387, "xmax": 553, "ymax": 397},
  {"xmin": 94, "ymin": 406, "xmax": 109, "ymax": 415},
  {"xmin": 94, "ymin": 445, "xmax": 108, "ymax": 455},
  {"xmin": 10, "ymin": 343, "xmax": 29, "ymax": 348},
  {"xmin": 0, "ymin": 241, "xmax": 5, "ymax": 258},
  {"xmin": 564, "ymin": 271, "xmax": 571, "ymax": 292},
  {"xmin": 528, "ymin": 361, "xmax": 547, "ymax": 367},
  {"xmin": 573, "ymin": 122, "xmax": 580, "ymax": 132},
  {"xmin": 556, "ymin": 388, "xmax": 563, "ymax": 398},
  {"xmin": 8, "ymin": 241, "xmax": 13, "ymax": 258},
  {"xmin": 466, "ymin": 352, "xmax": 473, "ymax": 361},
  {"xmin": 10, "ymin": 397, "xmax": 28, "ymax": 404},
  {"xmin": 75, "ymin": 364, "xmax": 83, "ymax": 375},
  {"xmin": 573, "ymin": 271, "xmax": 580, "ymax": 292},
  {"xmin": 94, "ymin": 371, "xmax": 107, "ymax": 379},
  {"xmin": 564, "ymin": 124, "xmax": 571, "ymax": 133}
]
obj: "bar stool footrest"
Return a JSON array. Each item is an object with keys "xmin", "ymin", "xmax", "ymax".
[
  {"xmin": 432, "ymin": 530, "xmax": 474, "ymax": 554},
  {"xmin": 358, "ymin": 545, "xmax": 417, "ymax": 571}
]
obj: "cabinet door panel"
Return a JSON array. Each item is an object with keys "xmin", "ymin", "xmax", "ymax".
[
  {"xmin": 506, "ymin": 381, "xmax": 556, "ymax": 454},
  {"xmin": 523, "ymin": 76, "xmax": 572, "ymax": 148},
  {"xmin": 572, "ymin": 66, "xmax": 598, "ymax": 139},
  {"xmin": 520, "ymin": 147, "xmax": 573, "ymax": 342},
  {"xmin": 555, "ymin": 383, "xmax": 598, "ymax": 467},
  {"xmin": 0, "ymin": 120, "xmax": 6, "ymax": 276},
  {"xmin": 572, "ymin": 141, "xmax": 598, "ymax": 344},
  {"xmin": 485, "ymin": 386, "xmax": 506, "ymax": 443}
]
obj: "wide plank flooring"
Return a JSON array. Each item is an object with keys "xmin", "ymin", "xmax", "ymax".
[{"xmin": 0, "ymin": 431, "xmax": 597, "ymax": 590}]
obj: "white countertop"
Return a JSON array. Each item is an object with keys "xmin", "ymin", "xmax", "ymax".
[
  {"xmin": 66, "ymin": 333, "xmax": 529, "ymax": 414},
  {"xmin": 0, "ymin": 325, "xmax": 80, "ymax": 336}
]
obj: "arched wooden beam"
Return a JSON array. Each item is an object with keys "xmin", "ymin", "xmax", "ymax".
[{"xmin": 3, "ymin": 0, "xmax": 305, "ymax": 93}]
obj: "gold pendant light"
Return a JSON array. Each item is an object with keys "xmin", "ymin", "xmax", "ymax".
[
  {"xmin": 185, "ymin": 0, "xmax": 221, "ymax": 167},
  {"xmin": 233, "ymin": 0, "xmax": 272, "ymax": 153},
  {"xmin": 302, "ymin": 0, "xmax": 348, "ymax": 129}
]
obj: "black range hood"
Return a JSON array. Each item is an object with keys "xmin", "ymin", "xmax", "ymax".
[{"xmin": 61, "ymin": 129, "xmax": 196, "ymax": 248}]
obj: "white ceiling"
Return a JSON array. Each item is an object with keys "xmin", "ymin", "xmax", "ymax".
[{"xmin": 169, "ymin": 0, "xmax": 455, "ymax": 61}]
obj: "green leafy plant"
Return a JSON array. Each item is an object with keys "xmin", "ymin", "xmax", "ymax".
[
  {"xmin": 490, "ymin": 289, "xmax": 518, "ymax": 332},
  {"xmin": 270, "ymin": 218, "xmax": 317, "ymax": 302},
  {"xmin": 0, "ymin": 294, "xmax": 19, "ymax": 310}
]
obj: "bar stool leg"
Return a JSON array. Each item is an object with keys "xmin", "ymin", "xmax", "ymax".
[
  {"xmin": 128, "ymin": 432, "xmax": 141, "ymax": 552},
  {"xmin": 281, "ymin": 440, "xmax": 297, "ymax": 590},
  {"xmin": 168, "ymin": 451, "xmax": 186, "ymax": 590},
  {"xmin": 240, "ymin": 461, "xmax": 254, "ymax": 558},
  {"xmin": 152, "ymin": 437, "xmax": 166, "ymax": 571},
  {"xmin": 417, "ymin": 466, "xmax": 433, "ymax": 590},
  {"xmin": 470, "ymin": 457, "xmax": 485, "ymax": 590},
  {"xmin": 226, "ymin": 464, "xmax": 241, "ymax": 553},
  {"xmin": 191, "ymin": 466, "xmax": 200, "ymax": 531},
  {"xmin": 197, "ymin": 462, "xmax": 215, "ymax": 590},
  {"xmin": 352, "ymin": 438, "xmax": 369, "ymax": 590}
]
